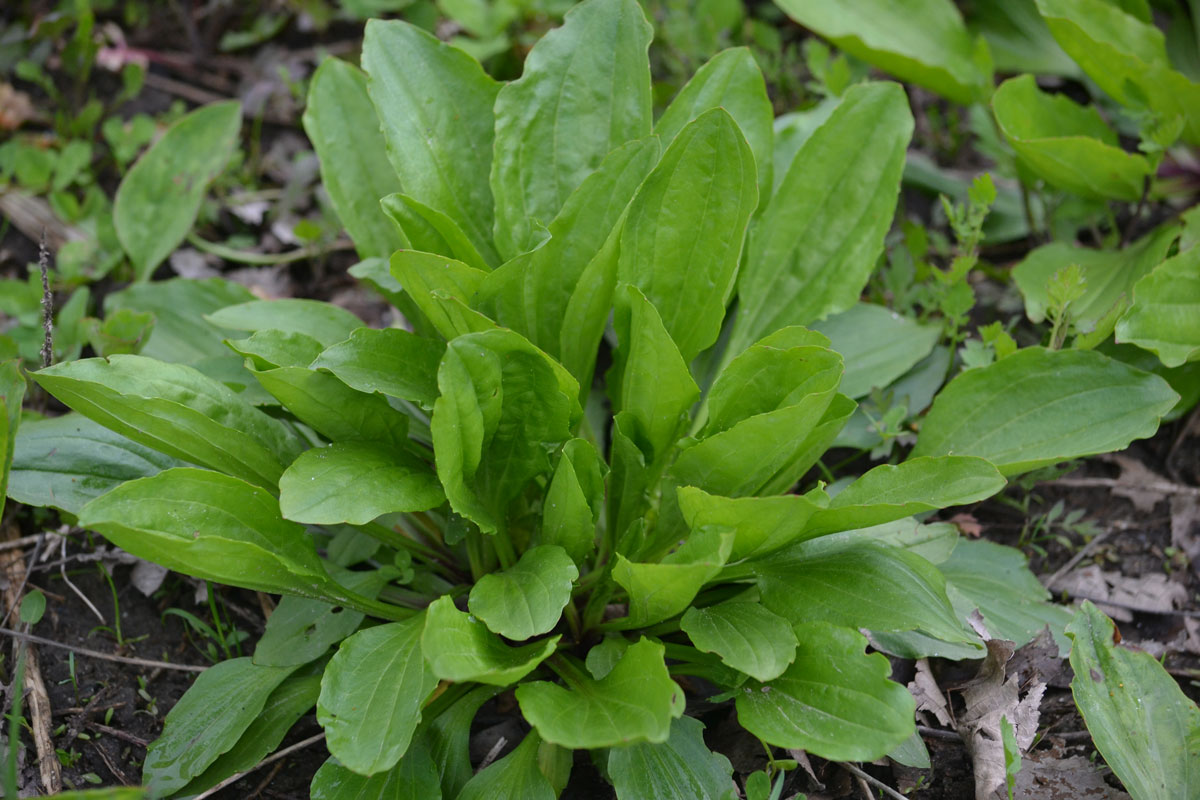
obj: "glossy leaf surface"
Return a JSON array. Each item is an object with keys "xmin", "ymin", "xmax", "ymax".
[
  {"xmin": 1116, "ymin": 245, "xmax": 1200, "ymax": 367},
  {"xmin": 423, "ymin": 597, "xmax": 559, "ymax": 686},
  {"xmin": 468, "ymin": 546, "xmax": 578, "ymax": 640},
  {"xmin": 608, "ymin": 716, "xmax": 735, "ymax": 800},
  {"xmin": 680, "ymin": 601, "xmax": 797, "ymax": 682}
]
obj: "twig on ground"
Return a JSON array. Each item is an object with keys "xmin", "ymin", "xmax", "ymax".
[
  {"xmin": 917, "ymin": 724, "xmax": 962, "ymax": 741},
  {"xmin": 87, "ymin": 723, "xmax": 149, "ymax": 748},
  {"xmin": 90, "ymin": 739, "xmax": 133, "ymax": 786},
  {"xmin": 57, "ymin": 536, "xmax": 106, "ymax": 624},
  {"xmin": 0, "ymin": 628, "xmax": 207, "ymax": 672},
  {"xmin": 478, "ymin": 736, "xmax": 507, "ymax": 771},
  {"xmin": 38, "ymin": 231, "xmax": 53, "ymax": 369},
  {"xmin": 1042, "ymin": 529, "xmax": 1115, "ymax": 591},
  {"xmin": 248, "ymin": 760, "xmax": 285, "ymax": 799},
  {"xmin": 1046, "ymin": 476, "xmax": 1200, "ymax": 498},
  {"xmin": 840, "ymin": 763, "xmax": 907, "ymax": 800},
  {"xmin": 191, "ymin": 732, "xmax": 326, "ymax": 800}
]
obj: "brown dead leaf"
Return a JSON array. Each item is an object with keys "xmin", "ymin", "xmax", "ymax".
[
  {"xmin": 1170, "ymin": 494, "xmax": 1200, "ymax": 568},
  {"xmin": 1106, "ymin": 454, "xmax": 1169, "ymax": 512},
  {"xmin": 1013, "ymin": 752, "xmax": 1130, "ymax": 799},
  {"xmin": 908, "ymin": 658, "xmax": 954, "ymax": 727},
  {"xmin": 1007, "ymin": 627, "xmax": 1069, "ymax": 689},
  {"xmin": 1054, "ymin": 565, "xmax": 1187, "ymax": 621},
  {"xmin": 0, "ymin": 83, "xmax": 34, "ymax": 130},
  {"xmin": 950, "ymin": 512, "xmax": 984, "ymax": 537}
]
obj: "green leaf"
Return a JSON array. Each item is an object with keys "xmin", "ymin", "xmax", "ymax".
[
  {"xmin": 755, "ymin": 538, "xmax": 971, "ymax": 643},
  {"xmin": 84, "ymin": 308, "xmax": 155, "ymax": 357},
  {"xmin": 33, "ymin": 355, "xmax": 300, "ymax": 488},
  {"xmin": 380, "ymin": 193, "xmax": 493, "ymax": 270},
  {"xmin": 731, "ymin": 83, "xmax": 913, "ymax": 355},
  {"xmin": 280, "ymin": 442, "xmax": 443, "ymax": 525},
  {"xmin": 970, "ymin": 0, "xmax": 1080, "ymax": 77},
  {"xmin": 362, "ymin": 20, "xmax": 500, "ymax": 260},
  {"xmin": 468, "ymin": 546, "xmax": 579, "ymax": 640},
  {"xmin": 474, "ymin": 136, "xmax": 660, "ymax": 384},
  {"xmin": 611, "ymin": 527, "xmax": 733, "ymax": 628},
  {"xmin": 142, "ymin": 658, "xmax": 295, "ymax": 796},
  {"xmin": 8, "ymin": 414, "xmax": 181, "ymax": 514},
  {"xmin": 1116, "ymin": 244, "xmax": 1200, "ymax": 367},
  {"xmin": 516, "ymin": 638, "xmax": 683, "ymax": 748},
  {"xmin": 536, "ymin": 439, "xmax": 604, "ymax": 566},
  {"xmin": 911, "ymin": 347, "xmax": 1179, "ymax": 475},
  {"xmin": 676, "ymin": 485, "xmax": 829, "ymax": 561},
  {"xmin": 48, "ymin": 790, "xmax": 145, "ymax": 800},
  {"xmin": 1036, "ymin": 0, "xmax": 1200, "ymax": 145},
  {"xmin": 78, "ymin": 469, "xmax": 400, "ymax": 617},
  {"xmin": 422, "ymin": 597, "xmax": 559, "ymax": 686},
  {"xmin": 431, "ymin": 330, "xmax": 575, "ymax": 533},
  {"xmin": 114, "ymin": 101, "xmax": 241, "ymax": 280},
  {"xmin": 490, "ymin": 0, "xmax": 652, "ymax": 259},
  {"xmin": 680, "ymin": 601, "xmax": 798, "ymax": 682},
  {"xmin": 426, "ymin": 686, "xmax": 499, "ymax": 799},
  {"xmin": 250, "ymin": 366, "xmax": 410, "ymax": 449},
  {"xmin": 103, "ymin": 278, "xmax": 256, "ymax": 363},
  {"xmin": 811, "ymin": 304, "xmax": 941, "ymax": 399},
  {"xmin": 992, "ymin": 74, "xmax": 1151, "ymax": 200},
  {"xmin": 941, "ymin": 539, "xmax": 1073, "ymax": 653},
  {"xmin": 311, "ymin": 745, "xmax": 442, "ymax": 800},
  {"xmin": 390, "ymin": 251, "xmax": 490, "ymax": 342},
  {"xmin": 1068, "ymin": 602, "xmax": 1200, "ymax": 799},
  {"xmin": 226, "ymin": 329, "xmax": 325, "ymax": 370},
  {"xmin": 619, "ymin": 108, "xmax": 758, "ymax": 361},
  {"xmin": 318, "ymin": 615, "xmax": 438, "ymax": 775},
  {"xmin": 655, "ymin": 47, "xmax": 773, "ymax": 206},
  {"xmin": 254, "ymin": 570, "xmax": 391, "ymax": 667},
  {"xmin": 178, "ymin": 671, "xmax": 322, "ymax": 797},
  {"xmin": 311, "ymin": 328, "xmax": 444, "ymax": 408},
  {"xmin": 609, "ymin": 283, "xmax": 699, "ymax": 465},
  {"xmin": 0, "ymin": 360, "xmax": 25, "ymax": 520},
  {"xmin": 303, "ymin": 58, "xmax": 405, "ymax": 259},
  {"xmin": 773, "ymin": 0, "xmax": 990, "ymax": 104},
  {"xmin": 1014, "ymin": 224, "xmax": 1177, "ymax": 330},
  {"xmin": 735, "ymin": 622, "xmax": 915, "ymax": 761},
  {"xmin": 456, "ymin": 731, "xmax": 555, "ymax": 800},
  {"xmin": 608, "ymin": 716, "xmax": 735, "ymax": 800},
  {"xmin": 803, "ymin": 456, "xmax": 1006, "ymax": 536},
  {"xmin": 206, "ymin": 299, "xmax": 362, "ymax": 347}
]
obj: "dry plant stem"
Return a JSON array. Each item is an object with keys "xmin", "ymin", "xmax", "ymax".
[
  {"xmin": 0, "ymin": 534, "xmax": 45, "ymax": 553},
  {"xmin": 1047, "ymin": 476, "xmax": 1200, "ymax": 498},
  {"xmin": 59, "ymin": 536, "xmax": 107, "ymax": 625},
  {"xmin": 190, "ymin": 732, "xmax": 326, "ymax": 800},
  {"xmin": 840, "ymin": 763, "xmax": 907, "ymax": 800},
  {"xmin": 0, "ymin": 191, "xmax": 86, "ymax": 251},
  {"xmin": 0, "ymin": 628, "xmax": 207, "ymax": 672},
  {"xmin": 39, "ymin": 230, "xmax": 52, "ymax": 370},
  {"xmin": 916, "ymin": 724, "xmax": 962, "ymax": 741},
  {"xmin": 1042, "ymin": 529, "xmax": 1114, "ymax": 591}
]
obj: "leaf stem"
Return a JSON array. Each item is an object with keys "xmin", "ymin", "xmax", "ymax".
[
  {"xmin": 547, "ymin": 653, "xmax": 592, "ymax": 690},
  {"xmin": 185, "ymin": 232, "xmax": 355, "ymax": 265}
]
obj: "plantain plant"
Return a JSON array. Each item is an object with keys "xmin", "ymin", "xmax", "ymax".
[{"xmin": 13, "ymin": 0, "xmax": 1185, "ymax": 796}]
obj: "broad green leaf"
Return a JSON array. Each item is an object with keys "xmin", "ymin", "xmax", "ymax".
[
  {"xmin": 608, "ymin": 716, "xmax": 735, "ymax": 800},
  {"xmin": 253, "ymin": 364, "xmax": 410, "ymax": 448},
  {"xmin": 253, "ymin": 570, "xmax": 391, "ymax": 667},
  {"xmin": 178, "ymin": 671, "xmax": 321, "ymax": 797},
  {"xmin": 992, "ymin": 74, "xmax": 1151, "ymax": 200},
  {"xmin": 774, "ymin": 0, "xmax": 990, "ymax": 103},
  {"xmin": 279, "ymin": 442, "xmax": 443, "ymax": 525},
  {"xmin": 0, "ymin": 360, "xmax": 25, "ymax": 520},
  {"xmin": 311, "ymin": 328, "xmax": 444, "ymax": 408},
  {"xmin": 755, "ymin": 538, "xmax": 971, "ymax": 643},
  {"xmin": 1014, "ymin": 223, "xmax": 1177, "ymax": 330},
  {"xmin": 303, "ymin": 58, "xmax": 405, "ymax": 259},
  {"xmin": 969, "ymin": 0, "xmax": 1080, "ymax": 77},
  {"xmin": 609, "ymin": 284, "xmax": 699, "ymax": 464},
  {"xmin": 362, "ymin": 20, "xmax": 500, "ymax": 259},
  {"xmin": 1068, "ymin": 602, "xmax": 1200, "ymax": 799},
  {"xmin": 803, "ymin": 456, "xmax": 1006, "ymax": 536},
  {"xmin": 431, "ymin": 330, "xmax": 575, "ymax": 533},
  {"xmin": 680, "ymin": 601, "xmax": 797, "ymax": 682},
  {"xmin": 516, "ymin": 638, "xmax": 683, "ymax": 748},
  {"xmin": 142, "ymin": 658, "xmax": 295, "ymax": 796},
  {"xmin": 114, "ymin": 101, "xmax": 241, "ymax": 280},
  {"xmin": 610, "ymin": 527, "xmax": 733, "ymax": 628},
  {"xmin": 78, "ymin": 469, "xmax": 402, "ymax": 617},
  {"xmin": 8, "ymin": 413, "xmax": 181, "ymax": 514},
  {"xmin": 422, "ymin": 597, "xmax": 559, "ymax": 686},
  {"xmin": 490, "ymin": 0, "xmax": 652, "ymax": 259},
  {"xmin": 426, "ymin": 686, "xmax": 500, "ymax": 799},
  {"xmin": 911, "ymin": 347, "xmax": 1178, "ymax": 475},
  {"xmin": 655, "ymin": 47, "xmax": 773, "ymax": 203},
  {"xmin": 732, "ymin": 84, "xmax": 913, "ymax": 355},
  {"xmin": 380, "ymin": 193, "xmax": 492, "ymax": 270},
  {"xmin": 34, "ymin": 355, "xmax": 300, "ymax": 488},
  {"xmin": 735, "ymin": 622, "xmax": 915, "ymax": 761},
  {"xmin": 51, "ymin": 790, "xmax": 145, "ymax": 800},
  {"xmin": 536, "ymin": 439, "xmax": 604, "ymax": 566},
  {"xmin": 457, "ymin": 731, "xmax": 555, "ymax": 800},
  {"xmin": 619, "ymin": 108, "xmax": 758, "ymax": 361},
  {"xmin": 348, "ymin": 258, "xmax": 439, "ymax": 341},
  {"xmin": 1116, "ymin": 245, "xmax": 1200, "ymax": 367},
  {"xmin": 811, "ymin": 304, "xmax": 941, "ymax": 399},
  {"xmin": 1036, "ymin": 0, "xmax": 1200, "ymax": 144},
  {"xmin": 390, "ymin": 251, "xmax": 491, "ymax": 341},
  {"xmin": 474, "ymin": 136, "xmax": 660, "ymax": 376},
  {"xmin": 889, "ymin": 730, "xmax": 933, "ymax": 770},
  {"xmin": 207, "ymin": 299, "xmax": 362, "ymax": 347},
  {"xmin": 311, "ymin": 745, "xmax": 441, "ymax": 800},
  {"xmin": 941, "ymin": 539, "xmax": 1073, "ymax": 653},
  {"xmin": 226, "ymin": 329, "xmax": 325, "ymax": 370},
  {"xmin": 103, "ymin": 278, "xmax": 255, "ymax": 363},
  {"xmin": 468, "ymin": 546, "xmax": 579, "ymax": 640},
  {"xmin": 855, "ymin": 517, "xmax": 961, "ymax": 564},
  {"xmin": 318, "ymin": 615, "xmax": 438, "ymax": 775},
  {"xmin": 676, "ymin": 485, "xmax": 829, "ymax": 561}
]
